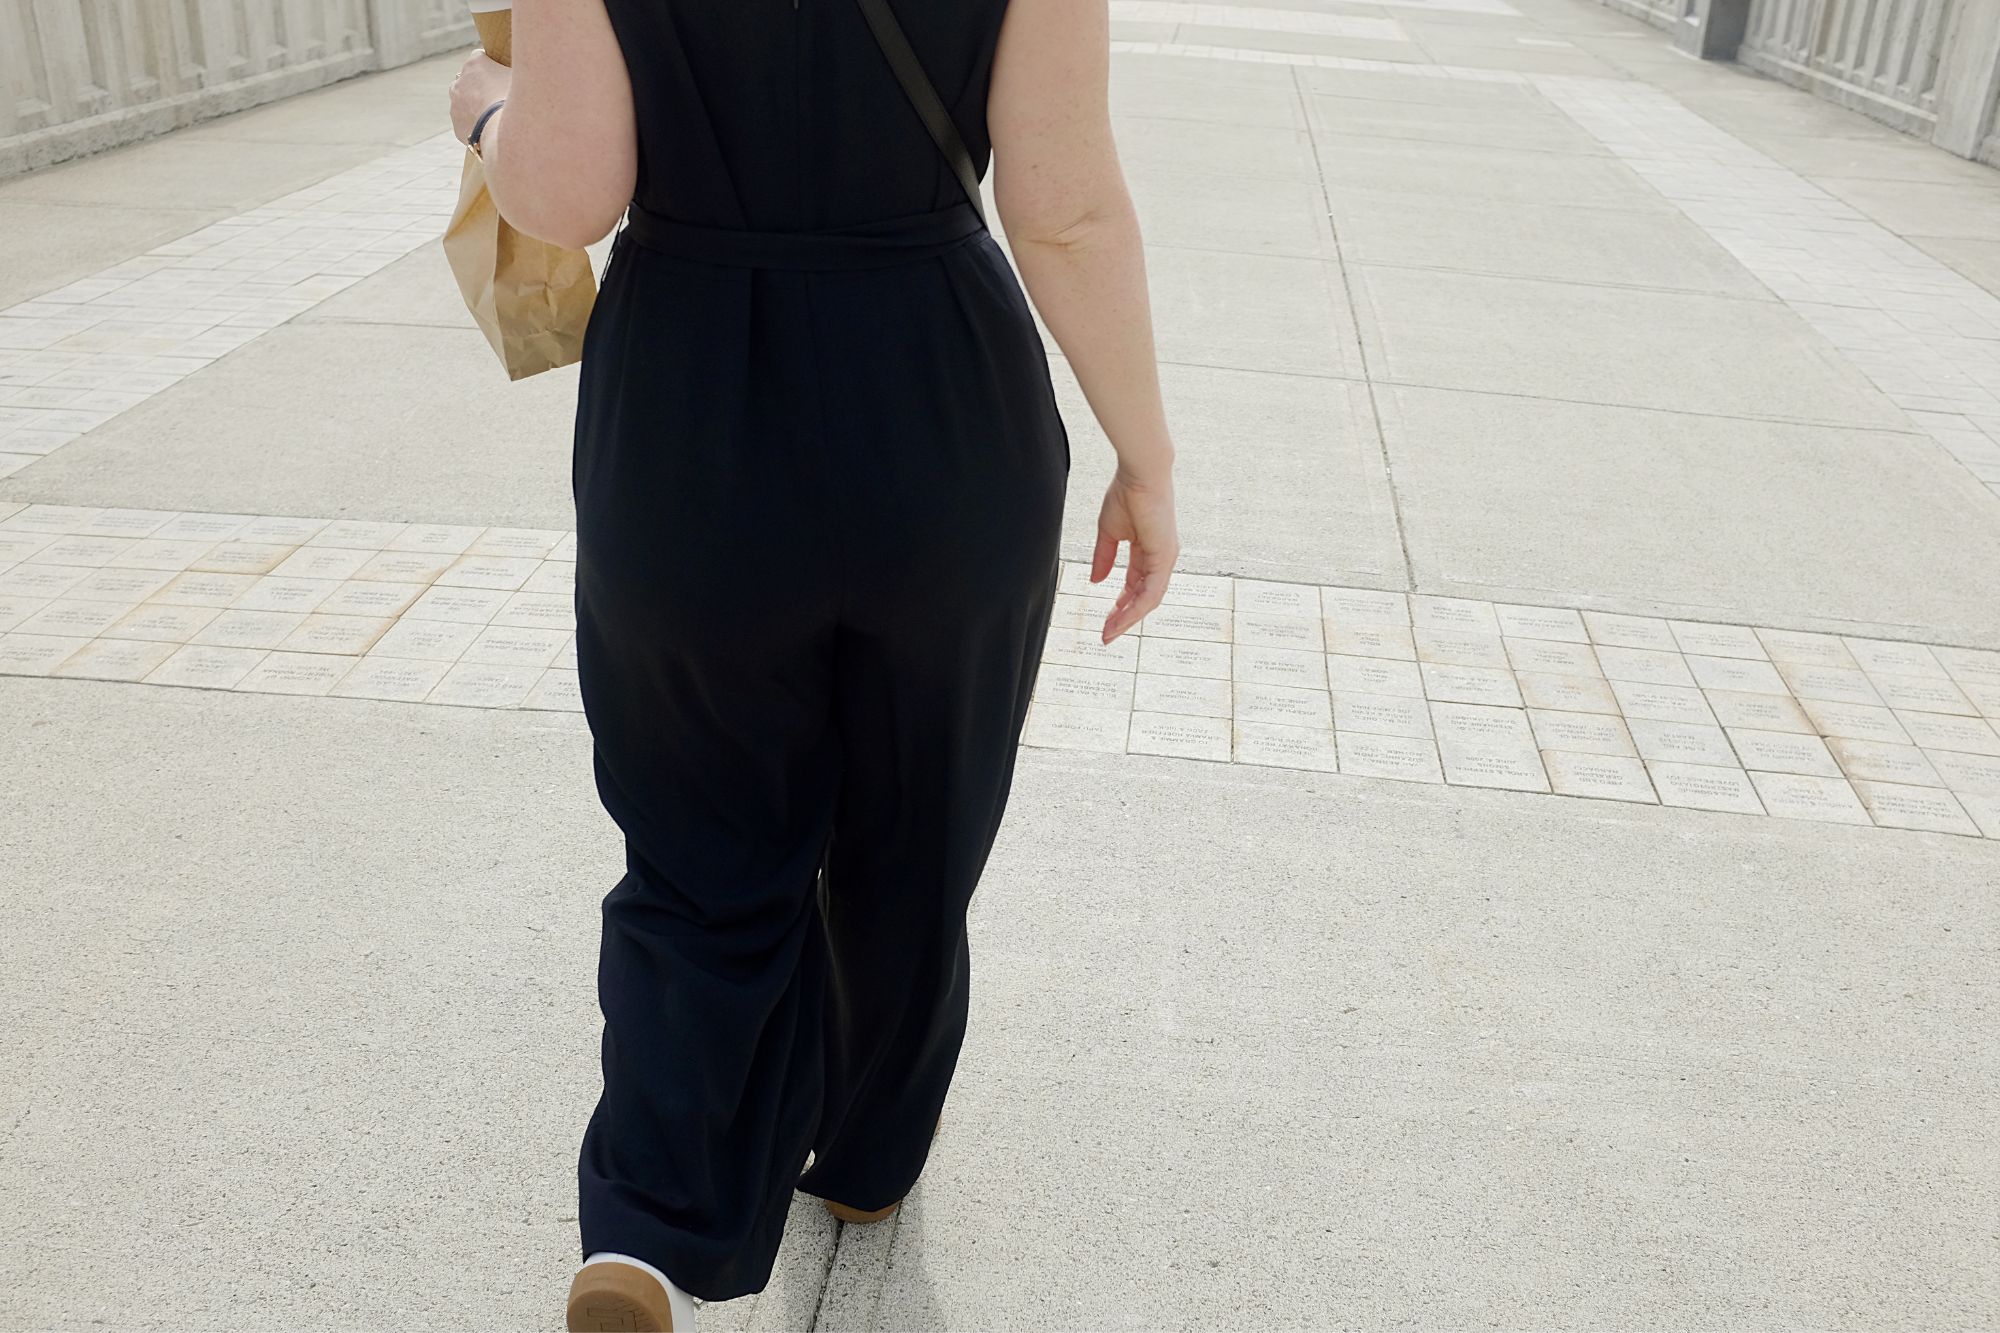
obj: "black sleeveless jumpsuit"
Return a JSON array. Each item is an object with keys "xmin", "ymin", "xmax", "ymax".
[{"xmin": 571, "ymin": 0, "xmax": 1069, "ymax": 1302}]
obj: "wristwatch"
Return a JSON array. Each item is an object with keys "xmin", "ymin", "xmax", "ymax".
[{"xmin": 468, "ymin": 98, "xmax": 506, "ymax": 158}]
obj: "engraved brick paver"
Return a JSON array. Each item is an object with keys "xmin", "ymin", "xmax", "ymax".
[{"xmin": 3, "ymin": 502, "xmax": 1994, "ymax": 838}]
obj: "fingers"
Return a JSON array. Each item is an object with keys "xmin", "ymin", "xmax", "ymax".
[
  {"xmin": 1100, "ymin": 575, "xmax": 1143, "ymax": 641},
  {"xmin": 1090, "ymin": 529, "xmax": 1118, "ymax": 586},
  {"xmin": 1101, "ymin": 568, "xmax": 1139, "ymax": 642},
  {"xmin": 1099, "ymin": 541, "xmax": 1177, "ymax": 644},
  {"xmin": 1100, "ymin": 549, "xmax": 1154, "ymax": 642},
  {"xmin": 1094, "ymin": 473, "xmax": 1178, "ymax": 642}
]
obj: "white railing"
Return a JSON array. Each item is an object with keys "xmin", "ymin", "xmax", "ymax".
[
  {"xmin": 0, "ymin": 0, "xmax": 473, "ymax": 178},
  {"xmin": 1740, "ymin": 0, "xmax": 1951, "ymax": 131},
  {"xmin": 1586, "ymin": 0, "xmax": 2000, "ymax": 164}
]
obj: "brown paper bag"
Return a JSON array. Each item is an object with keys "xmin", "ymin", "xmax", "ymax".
[{"xmin": 443, "ymin": 8, "xmax": 599, "ymax": 381}]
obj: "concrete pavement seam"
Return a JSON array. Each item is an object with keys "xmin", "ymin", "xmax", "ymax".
[{"xmin": 1290, "ymin": 63, "xmax": 1418, "ymax": 599}]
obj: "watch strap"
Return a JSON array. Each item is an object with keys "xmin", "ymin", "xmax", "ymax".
[{"xmin": 468, "ymin": 98, "xmax": 507, "ymax": 156}]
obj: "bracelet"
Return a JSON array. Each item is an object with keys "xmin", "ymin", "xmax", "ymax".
[{"xmin": 468, "ymin": 98, "xmax": 506, "ymax": 157}]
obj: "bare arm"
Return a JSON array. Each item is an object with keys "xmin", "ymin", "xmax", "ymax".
[
  {"xmin": 448, "ymin": 0, "xmax": 637, "ymax": 248},
  {"xmin": 988, "ymin": 0, "xmax": 1177, "ymax": 640}
]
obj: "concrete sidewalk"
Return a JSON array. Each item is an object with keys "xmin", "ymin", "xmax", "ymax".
[{"xmin": 2, "ymin": 0, "xmax": 1998, "ymax": 1328}]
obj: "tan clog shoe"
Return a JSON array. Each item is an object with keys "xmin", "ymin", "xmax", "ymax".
[{"xmin": 566, "ymin": 1258, "xmax": 680, "ymax": 1331}]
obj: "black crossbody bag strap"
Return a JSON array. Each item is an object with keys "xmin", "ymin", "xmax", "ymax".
[{"xmin": 850, "ymin": 0, "xmax": 987, "ymax": 226}]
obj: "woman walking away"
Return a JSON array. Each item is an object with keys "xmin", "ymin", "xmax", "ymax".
[{"xmin": 449, "ymin": 0, "xmax": 1178, "ymax": 1325}]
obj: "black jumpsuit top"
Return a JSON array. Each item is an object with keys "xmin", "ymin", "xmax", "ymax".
[{"xmin": 571, "ymin": 0, "xmax": 1071, "ymax": 1301}]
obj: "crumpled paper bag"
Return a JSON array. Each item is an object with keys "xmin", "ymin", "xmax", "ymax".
[{"xmin": 443, "ymin": 6, "xmax": 598, "ymax": 381}]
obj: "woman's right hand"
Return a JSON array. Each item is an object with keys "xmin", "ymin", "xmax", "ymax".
[{"xmin": 1092, "ymin": 463, "xmax": 1179, "ymax": 644}]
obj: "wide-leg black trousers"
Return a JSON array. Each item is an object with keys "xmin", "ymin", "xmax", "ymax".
[{"xmin": 570, "ymin": 216, "xmax": 1069, "ymax": 1301}]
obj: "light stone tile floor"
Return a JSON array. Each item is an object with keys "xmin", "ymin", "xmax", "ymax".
[
  {"xmin": 2, "ymin": 500, "xmax": 1996, "ymax": 839},
  {"xmin": 13, "ymin": 43, "xmax": 1984, "ymax": 499},
  {"xmin": 1114, "ymin": 3, "xmax": 1412, "ymax": 42},
  {"xmin": 1110, "ymin": 41, "xmax": 2000, "ymax": 501},
  {"xmin": 1536, "ymin": 77, "xmax": 2000, "ymax": 502},
  {"xmin": 1111, "ymin": 38, "xmax": 1535, "ymax": 85},
  {"xmin": 0, "ymin": 139, "xmax": 459, "ymax": 478}
]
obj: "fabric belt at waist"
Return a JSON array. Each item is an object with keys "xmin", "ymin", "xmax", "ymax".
[{"xmin": 619, "ymin": 201, "xmax": 985, "ymax": 271}]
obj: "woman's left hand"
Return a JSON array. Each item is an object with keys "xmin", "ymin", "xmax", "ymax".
[{"xmin": 448, "ymin": 51, "xmax": 513, "ymax": 146}]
